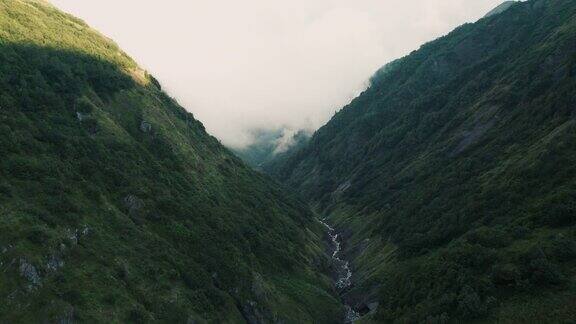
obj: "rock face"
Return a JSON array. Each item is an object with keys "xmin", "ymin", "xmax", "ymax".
[
  {"xmin": 123, "ymin": 195, "xmax": 144, "ymax": 215},
  {"xmin": 140, "ymin": 121, "xmax": 153, "ymax": 133},
  {"xmin": 76, "ymin": 111, "xmax": 89, "ymax": 122},
  {"xmin": 367, "ymin": 302, "xmax": 379, "ymax": 314},
  {"xmin": 57, "ymin": 305, "xmax": 75, "ymax": 324},
  {"xmin": 19, "ymin": 259, "xmax": 41, "ymax": 289},
  {"xmin": 46, "ymin": 255, "xmax": 64, "ymax": 272},
  {"xmin": 241, "ymin": 301, "xmax": 267, "ymax": 324}
]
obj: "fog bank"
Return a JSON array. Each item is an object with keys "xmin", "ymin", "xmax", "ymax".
[{"xmin": 51, "ymin": 0, "xmax": 506, "ymax": 148}]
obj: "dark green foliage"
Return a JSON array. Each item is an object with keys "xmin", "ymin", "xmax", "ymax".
[
  {"xmin": 268, "ymin": 0, "xmax": 576, "ymax": 321},
  {"xmin": 0, "ymin": 1, "xmax": 341, "ymax": 322},
  {"xmin": 75, "ymin": 97, "xmax": 96, "ymax": 114}
]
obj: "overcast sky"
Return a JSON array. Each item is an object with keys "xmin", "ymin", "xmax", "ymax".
[{"xmin": 50, "ymin": 0, "xmax": 507, "ymax": 148}]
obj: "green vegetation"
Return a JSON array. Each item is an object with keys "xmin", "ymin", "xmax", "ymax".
[
  {"xmin": 234, "ymin": 129, "xmax": 310, "ymax": 170},
  {"xmin": 268, "ymin": 0, "xmax": 576, "ymax": 322},
  {"xmin": 0, "ymin": 0, "xmax": 342, "ymax": 322}
]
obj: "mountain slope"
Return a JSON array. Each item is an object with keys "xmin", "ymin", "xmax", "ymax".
[
  {"xmin": 484, "ymin": 1, "xmax": 516, "ymax": 18},
  {"xmin": 268, "ymin": 0, "xmax": 576, "ymax": 322},
  {"xmin": 0, "ymin": 1, "xmax": 342, "ymax": 322}
]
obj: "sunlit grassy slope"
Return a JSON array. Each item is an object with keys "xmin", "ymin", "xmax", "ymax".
[
  {"xmin": 0, "ymin": 0, "xmax": 342, "ymax": 322},
  {"xmin": 268, "ymin": 0, "xmax": 576, "ymax": 322}
]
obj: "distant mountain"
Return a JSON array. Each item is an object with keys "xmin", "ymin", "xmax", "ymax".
[
  {"xmin": 233, "ymin": 128, "xmax": 311, "ymax": 170},
  {"xmin": 0, "ymin": 1, "xmax": 340, "ymax": 322},
  {"xmin": 267, "ymin": 0, "xmax": 576, "ymax": 322}
]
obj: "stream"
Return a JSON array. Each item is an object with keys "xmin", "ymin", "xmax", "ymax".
[{"xmin": 319, "ymin": 219, "xmax": 361, "ymax": 323}]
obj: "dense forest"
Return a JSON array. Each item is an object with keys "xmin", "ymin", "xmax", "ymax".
[
  {"xmin": 4, "ymin": 0, "xmax": 576, "ymax": 322},
  {"xmin": 267, "ymin": 0, "xmax": 576, "ymax": 322},
  {"xmin": 0, "ymin": 0, "xmax": 343, "ymax": 322}
]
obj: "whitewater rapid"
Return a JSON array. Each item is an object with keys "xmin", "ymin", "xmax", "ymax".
[{"xmin": 319, "ymin": 219, "xmax": 360, "ymax": 323}]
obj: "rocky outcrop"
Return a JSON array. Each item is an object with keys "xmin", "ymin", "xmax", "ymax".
[
  {"xmin": 19, "ymin": 259, "xmax": 41, "ymax": 290},
  {"xmin": 46, "ymin": 255, "xmax": 64, "ymax": 272},
  {"xmin": 140, "ymin": 121, "xmax": 153, "ymax": 133},
  {"xmin": 240, "ymin": 301, "xmax": 267, "ymax": 324},
  {"xmin": 123, "ymin": 195, "xmax": 144, "ymax": 216},
  {"xmin": 57, "ymin": 305, "xmax": 75, "ymax": 324},
  {"xmin": 76, "ymin": 111, "xmax": 90, "ymax": 122}
]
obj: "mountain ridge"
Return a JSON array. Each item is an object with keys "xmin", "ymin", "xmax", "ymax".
[
  {"xmin": 484, "ymin": 1, "xmax": 517, "ymax": 18},
  {"xmin": 266, "ymin": 0, "xmax": 576, "ymax": 322},
  {"xmin": 0, "ymin": 1, "xmax": 343, "ymax": 322}
]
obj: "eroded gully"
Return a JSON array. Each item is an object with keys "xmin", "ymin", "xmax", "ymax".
[{"xmin": 319, "ymin": 218, "xmax": 360, "ymax": 323}]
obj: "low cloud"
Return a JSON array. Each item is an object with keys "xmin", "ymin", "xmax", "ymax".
[
  {"xmin": 273, "ymin": 128, "xmax": 311, "ymax": 155},
  {"xmin": 51, "ymin": 0, "xmax": 507, "ymax": 148}
]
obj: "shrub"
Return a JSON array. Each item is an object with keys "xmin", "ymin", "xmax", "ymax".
[
  {"xmin": 457, "ymin": 286, "xmax": 488, "ymax": 319},
  {"xmin": 541, "ymin": 203, "xmax": 576, "ymax": 227},
  {"xmin": 75, "ymin": 97, "xmax": 96, "ymax": 114},
  {"xmin": 528, "ymin": 257, "xmax": 565, "ymax": 286},
  {"xmin": 491, "ymin": 263, "xmax": 520, "ymax": 286},
  {"xmin": 466, "ymin": 227, "xmax": 512, "ymax": 248}
]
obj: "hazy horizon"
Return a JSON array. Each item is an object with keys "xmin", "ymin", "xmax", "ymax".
[{"xmin": 50, "ymin": 0, "xmax": 507, "ymax": 149}]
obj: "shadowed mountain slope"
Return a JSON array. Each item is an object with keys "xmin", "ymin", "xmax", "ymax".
[
  {"xmin": 268, "ymin": 0, "xmax": 576, "ymax": 322},
  {"xmin": 0, "ymin": 1, "xmax": 342, "ymax": 322}
]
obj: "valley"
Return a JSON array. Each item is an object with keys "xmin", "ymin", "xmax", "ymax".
[
  {"xmin": 319, "ymin": 218, "xmax": 360, "ymax": 323},
  {"xmin": 1, "ymin": 0, "xmax": 576, "ymax": 323}
]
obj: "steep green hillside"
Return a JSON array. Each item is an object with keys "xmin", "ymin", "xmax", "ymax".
[
  {"xmin": 269, "ymin": 0, "xmax": 576, "ymax": 322},
  {"xmin": 0, "ymin": 1, "xmax": 342, "ymax": 322}
]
